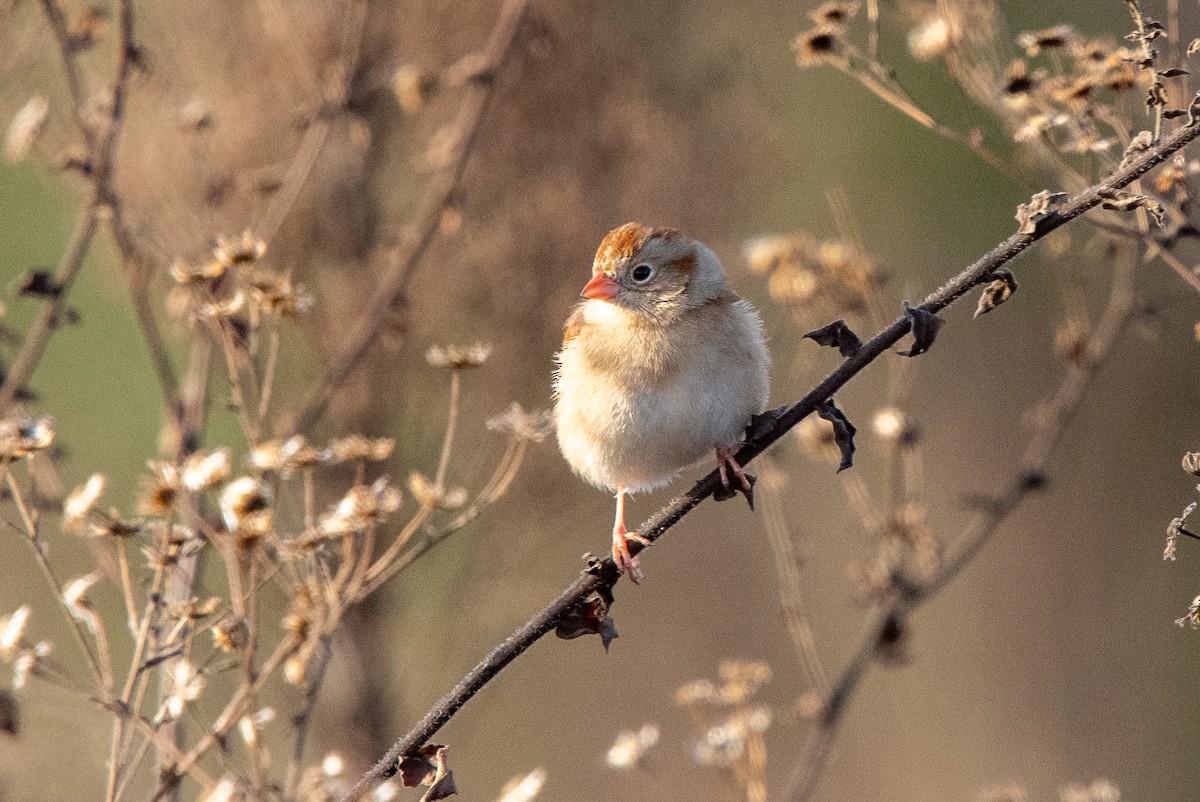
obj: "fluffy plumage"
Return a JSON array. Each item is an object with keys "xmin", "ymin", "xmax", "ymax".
[{"xmin": 554, "ymin": 222, "xmax": 770, "ymax": 580}]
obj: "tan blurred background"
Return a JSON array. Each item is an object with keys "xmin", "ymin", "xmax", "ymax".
[{"xmin": 1, "ymin": 0, "xmax": 1199, "ymax": 800}]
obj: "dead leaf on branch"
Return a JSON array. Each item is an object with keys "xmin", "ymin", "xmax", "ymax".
[
  {"xmin": 897, "ymin": 302, "xmax": 944, "ymax": 357},
  {"xmin": 399, "ymin": 745, "xmax": 458, "ymax": 802},
  {"xmin": 803, "ymin": 318, "xmax": 862, "ymax": 357},
  {"xmin": 1097, "ymin": 188, "xmax": 1166, "ymax": 227},
  {"xmin": 556, "ymin": 592, "xmax": 618, "ymax": 650},
  {"xmin": 974, "ymin": 269, "xmax": 1019, "ymax": 318},
  {"xmin": 1015, "ymin": 190, "xmax": 1068, "ymax": 235},
  {"xmin": 816, "ymin": 398, "xmax": 856, "ymax": 472}
]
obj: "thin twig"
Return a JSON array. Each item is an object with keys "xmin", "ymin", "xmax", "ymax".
[
  {"xmin": 339, "ymin": 110, "xmax": 1200, "ymax": 802},
  {"xmin": 283, "ymin": 0, "xmax": 532, "ymax": 436}
]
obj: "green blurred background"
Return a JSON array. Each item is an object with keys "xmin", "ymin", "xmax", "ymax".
[{"xmin": 1, "ymin": 1, "xmax": 1199, "ymax": 800}]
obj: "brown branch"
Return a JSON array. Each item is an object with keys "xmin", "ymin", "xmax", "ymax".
[
  {"xmin": 339, "ymin": 101, "xmax": 1200, "ymax": 802},
  {"xmin": 281, "ymin": 0, "xmax": 532, "ymax": 436}
]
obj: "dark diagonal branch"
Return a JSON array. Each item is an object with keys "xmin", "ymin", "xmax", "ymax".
[
  {"xmin": 282, "ymin": 0, "xmax": 532, "ymax": 437},
  {"xmin": 340, "ymin": 114, "xmax": 1200, "ymax": 802}
]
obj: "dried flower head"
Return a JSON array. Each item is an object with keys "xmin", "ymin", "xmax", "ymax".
[
  {"xmin": 196, "ymin": 290, "xmax": 246, "ymax": 320},
  {"xmin": 408, "ymin": 472, "xmax": 467, "ymax": 510},
  {"xmin": 63, "ymin": 574, "xmax": 102, "ymax": 634},
  {"xmin": 249, "ymin": 435, "xmax": 324, "ymax": 474},
  {"xmin": 605, "ymin": 724, "xmax": 660, "ymax": 769},
  {"xmin": 0, "ymin": 607, "xmax": 30, "ymax": 660},
  {"xmin": 169, "ymin": 257, "xmax": 226, "ymax": 284},
  {"xmin": 138, "ymin": 461, "xmax": 181, "ymax": 516},
  {"xmin": 794, "ymin": 26, "xmax": 843, "ymax": 67},
  {"xmin": 165, "ymin": 660, "xmax": 204, "ymax": 719},
  {"xmin": 219, "ymin": 477, "xmax": 273, "ymax": 539},
  {"xmin": 809, "ymin": 1, "xmax": 858, "ymax": 26},
  {"xmin": 212, "ymin": 618, "xmax": 249, "ymax": 652},
  {"xmin": 1016, "ymin": 24, "xmax": 1078, "ymax": 57},
  {"xmin": 326, "ymin": 434, "xmax": 395, "ymax": 463},
  {"xmin": 318, "ymin": 477, "xmax": 403, "ymax": 536},
  {"xmin": 5, "ymin": 96, "xmax": 50, "ymax": 163},
  {"xmin": 246, "ymin": 269, "xmax": 314, "ymax": 317},
  {"xmin": 1175, "ymin": 595, "xmax": 1200, "ymax": 629},
  {"xmin": 908, "ymin": 15, "xmax": 957, "ymax": 61},
  {"xmin": 0, "ymin": 416, "xmax": 54, "ymax": 459},
  {"xmin": 485, "ymin": 402, "xmax": 554, "ymax": 443},
  {"xmin": 718, "ymin": 659, "xmax": 772, "ymax": 704},
  {"xmin": 12, "ymin": 641, "xmax": 52, "ymax": 690},
  {"xmin": 182, "ymin": 448, "xmax": 231, "ymax": 492},
  {"xmin": 213, "ymin": 231, "xmax": 267, "ymax": 268},
  {"xmin": 1165, "ymin": 502, "xmax": 1196, "ymax": 561},
  {"xmin": 1060, "ymin": 779, "xmax": 1120, "ymax": 802},
  {"xmin": 63, "ymin": 473, "xmax": 106, "ymax": 533},
  {"xmin": 872, "ymin": 407, "xmax": 919, "ymax": 445},
  {"xmin": 425, "ymin": 342, "xmax": 493, "ymax": 369}
]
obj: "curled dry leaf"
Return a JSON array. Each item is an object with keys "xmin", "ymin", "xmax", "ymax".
[
  {"xmin": 398, "ymin": 745, "xmax": 457, "ymax": 802},
  {"xmin": 1182, "ymin": 451, "xmax": 1200, "ymax": 476},
  {"xmin": 1097, "ymin": 188, "xmax": 1166, "ymax": 227},
  {"xmin": 816, "ymin": 398, "xmax": 856, "ymax": 472},
  {"xmin": 897, "ymin": 301, "xmax": 944, "ymax": 357},
  {"xmin": 974, "ymin": 269, "xmax": 1019, "ymax": 318},
  {"xmin": 803, "ymin": 318, "xmax": 862, "ymax": 357},
  {"xmin": 555, "ymin": 593, "xmax": 618, "ymax": 650},
  {"xmin": 1015, "ymin": 190, "xmax": 1068, "ymax": 235},
  {"xmin": 745, "ymin": 405, "xmax": 787, "ymax": 442}
]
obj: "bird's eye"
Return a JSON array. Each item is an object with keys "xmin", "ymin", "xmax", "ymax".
[{"xmin": 631, "ymin": 264, "xmax": 653, "ymax": 282}]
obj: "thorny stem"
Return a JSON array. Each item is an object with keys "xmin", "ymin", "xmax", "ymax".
[
  {"xmin": 283, "ymin": 0, "xmax": 532, "ymax": 436},
  {"xmin": 339, "ymin": 115, "xmax": 1200, "ymax": 802},
  {"xmin": 784, "ymin": 245, "xmax": 1140, "ymax": 802}
]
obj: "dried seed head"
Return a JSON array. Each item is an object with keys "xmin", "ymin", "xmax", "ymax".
[
  {"xmin": 63, "ymin": 473, "xmax": 106, "ymax": 533},
  {"xmin": 318, "ymin": 477, "xmax": 403, "ymax": 535},
  {"xmin": 4, "ymin": 96, "xmax": 49, "ymax": 163},
  {"xmin": 1175, "ymin": 595, "xmax": 1200, "ymax": 629},
  {"xmin": 809, "ymin": 1, "xmax": 859, "ymax": 26},
  {"xmin": 408, "ymin": 472, "xmax": 467, "ymax": 510},
  {"xmin": 0, "ymin": 607, "xmax": 31, "ymax": 659},
  {"xmin": 0, "ymin": 417, "xmax": 55, "ymax": 459},
  {"xmin": 165, "ymin": 661, "xmax": 204, "ymax": 719},
  {"xmin": 138, "ymin": 461, "xmax": 181, "ymax": 516},
  {"xmin": 63, "ymin": 574, "xmax": 102, "ymax": 633},
  {"xmin": 212, "ymin": 618, "xmax": 248, "ymax": 652},
  {"xmin": 246, "ymin": 269, "xmax": 314, "ymax": 317},
  {"xmin": 718, "ymin": 659, "xmax": 772, "ymax": 704},
  {"xmin": 675, "ymin": 679, "xmax": 721, "ymax": 706},
  {"xmin": 908, "ymin": 16, "xmax": 956, "ymax": 61},
  {"xmin": 425, "ymin": 342, "xmax": 493, "ymax": 369},
  {"xmin": 495, "ymin": 768, "xmax": 546, "ymax": 802},
  {"xmin": 182, "ymin": 448, "xmax": 231, "ymax": 492},
  {"xmin": 794, "ymin": 26, "xmax": 843, "ymax": 67},
  {"xmin": 212, "ymin": 231, "xmax": 267, "ymax": 268},
  {"xmin": 485, "ymin": 402, "xmax": 554, "ymax": 443},
  {"xmin": 249, "ymin": 436, "xmax": 324, "ymax": 474},
  {"xmin": 169, "ymin": 257, "xmax": 226, "ymax": 284},
  {"xmin": 872, "ymin": 408, "xmax": 918, "ymax": 444},
  {"xmin": 1183, "ymin": 452, "xmax": 1200, "ymax": 477},
  {"xmin": 219, "ymin": 477, "xmax": 273, "ymax": 537},
  {"xmin": 1016, "ymin": 24, "xmax": 1078, "ymax": 56},
  {"xmin": 605, "ymin": 724, "xmax": 660, "ymax": 770},
  {"xmin": 326, "ymin": 434, "xmax": 395, "ymax": 463}
]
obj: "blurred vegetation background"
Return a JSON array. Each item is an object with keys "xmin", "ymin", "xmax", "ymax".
[{"xmin": 1, "ymin": 0, "xmax": 1199, "ymax": 800}]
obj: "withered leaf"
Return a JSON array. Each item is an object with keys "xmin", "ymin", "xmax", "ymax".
[
  {"xmin": 1015, "ymin": 190, "xmax": 1068, "ymax": 234},
  {"xmin": 556, "ymin": 594, "xmax": 618, "ymax": 650},
  {"xmin": 1189, "ymin": 38, "xmax": 1200, "ymax": 57},
  {"xmin": 17, "ymin": 271, "xmax": 60, "ymax": 299},
  {"xmin": 399, "ymin": 745, "xmax": 446, "ymax": 787},
  {"xmin": 746, "ymin": 405, "xmax": 788, "ymax": 442},
  {"xmin": 400, "ymin": 745, "xmax": 457, "ymax": 801},
  {"xmin": 1098, "ymin": 188, "xmax": 1166, "ymax": 227},
  {"xmin": 897, "ymin": 301, "xmax": 944, "ymax": 357},
  {"xmin": 803, "ymin": 318, "xmax": 862, "ymax": 357},
  {"xmin": 713, "ymin": 470, "xmax": 756, "ymax": 509},
  {"xmin": 973, "ymin": 269, "xmax": 1018, "ymax": 318},
  {"xmin": 816, "ymin": 398, "xmax": 856, "ymax": 472},
  {"xmin": 1187, "ymin": 91, "xmax": 1200, "ymax": 126},
  {"xmin": 1160, "ymin": 68, "xmax": 1190, "ymax": 78}
]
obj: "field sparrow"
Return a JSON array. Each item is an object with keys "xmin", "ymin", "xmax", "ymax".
[{"xmin": 554, "ymin": 223, "xmax": 770, "ymax": 581}]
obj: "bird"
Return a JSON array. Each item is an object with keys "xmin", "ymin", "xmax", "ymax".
[{"xmin": 553, "ymin": 222, "xmax": 770, "ymax": 582}]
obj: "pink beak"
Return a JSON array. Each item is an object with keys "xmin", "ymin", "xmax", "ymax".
[{"xmin": 581, "ymin": 273, "xmax": 620, "ymax": 301}]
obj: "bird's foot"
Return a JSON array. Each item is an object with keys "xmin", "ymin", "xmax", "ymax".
[
  {"xmin": 612, "ymin": 524, "xmax": 650, "ymax": 584},
  {"xmin": 716, "ymin": 445, "xmax": 756, "ymax": 510}
]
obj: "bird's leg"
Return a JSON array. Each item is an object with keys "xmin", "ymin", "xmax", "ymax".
[
  {"xmin": 715, "ymin": 445, "xmax": 755, "ymax": 505},
  {"xmin": 611, "ymin": 485, "xmax": 650, "ymax": 583}
]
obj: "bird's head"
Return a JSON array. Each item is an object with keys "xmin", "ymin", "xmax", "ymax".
[{"xmin": 581, "ymin": 222, "xmax": 729, "ymax": 325}]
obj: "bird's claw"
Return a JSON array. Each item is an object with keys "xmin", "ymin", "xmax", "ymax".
[
  {"xmin": 612, "ymin": 525, "xmax": 650, "ymax": 584},
  {"xmin": 716, "ymin": 446, "xmax": 756, "ymax": 510}
]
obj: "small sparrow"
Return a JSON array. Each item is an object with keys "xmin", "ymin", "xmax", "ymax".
[{"xmin": 554, "ymin": 223, "xmax": 770, "ymax": 581}]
